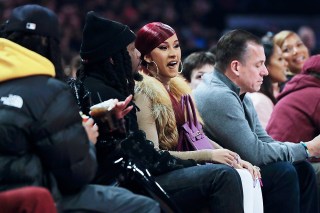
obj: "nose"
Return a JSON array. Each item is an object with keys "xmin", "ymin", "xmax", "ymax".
[
  {"xmin": 168, "ymin": 47, "xmax": 178, "ymax": 57},
  {"xmin": 262, "ymin": 65, "xmax": 269, "ymax": 76},
  {"xmin": 292, "ymin": 46, "xmax": 299, "ymax": 55}
]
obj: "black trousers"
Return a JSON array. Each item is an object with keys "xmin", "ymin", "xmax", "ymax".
[
  {"xmin": 261, "ymin": 161, "xmax": 319, "ymax": 213},
  {"xmin": 155, "ymin": 164, "xmax": 244, "ymax": 213}
]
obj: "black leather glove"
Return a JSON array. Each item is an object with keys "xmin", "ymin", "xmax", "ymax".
[{"xmin": 121, "ymin": 130, "xmax": 197, "ymax": 176}]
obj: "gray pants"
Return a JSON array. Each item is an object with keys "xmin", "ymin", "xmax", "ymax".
[{"xmin": 59, "ymin": 184, "xmax": 160, "ymax": 213}]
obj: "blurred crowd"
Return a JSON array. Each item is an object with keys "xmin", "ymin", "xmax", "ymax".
[
  {"xmin": 1, "ymin": 0, "xmax": 222, "ymax": 65},
  {"xmin": 2, "ymin": 0, "xmax": 319, "ymax": 71}
]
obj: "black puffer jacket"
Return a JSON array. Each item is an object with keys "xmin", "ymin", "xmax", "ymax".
[{"xmin": 0, "ymin": 38, "xmax": 97, "ymax": 200}]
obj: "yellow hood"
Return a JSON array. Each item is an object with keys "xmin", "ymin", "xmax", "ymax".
[{"xmin": 0, "ymin": 38, "xmax": 55, "ymax": 82}]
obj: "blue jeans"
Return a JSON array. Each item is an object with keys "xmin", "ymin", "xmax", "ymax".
[
  {"xmin": 155, "ymin": 164, "xmax": 244, "ymax": 213},
  {"xmin": 260, "ymin": 161, "xmax": 318, "ymax": 213}
]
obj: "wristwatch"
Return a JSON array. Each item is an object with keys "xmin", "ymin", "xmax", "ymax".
[{"xmin": 300, "ymin": 142, "xmax": 310, "ymax": 158}]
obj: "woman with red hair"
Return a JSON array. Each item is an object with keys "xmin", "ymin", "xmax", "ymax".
[{"xmin": 134, "ymin": 22, "xmax": 263, "ymax": 213}]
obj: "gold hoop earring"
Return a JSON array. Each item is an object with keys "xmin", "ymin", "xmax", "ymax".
[
  {"xmin": 178, "ymin": 61, "xmax": 183, "ymax": 74},
  {"xmin": 146, "ymin": 61, "xmax": 159, "ymax": 76}
]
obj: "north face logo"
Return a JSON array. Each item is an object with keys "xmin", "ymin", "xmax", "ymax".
[{"xmin": 0, "ymin": 94, "xmax": 23, "ymax": 108}]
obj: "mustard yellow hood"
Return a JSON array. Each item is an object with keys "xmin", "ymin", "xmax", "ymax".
[{"xmin": 0, "ymin": 38, "xmax": 55, "ymax": 82}]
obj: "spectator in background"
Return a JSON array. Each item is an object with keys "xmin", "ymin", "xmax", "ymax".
[
  {"xmin": 181, "ymin": 51, "xmax": 215, "ymax": 90},
  {"xmin": 58, "ymin": 3, "xmax": 83, "ymax": 63},
  {"xmin": 247, "ymin": 33, "xmax": 288, "ymax": 128},
  {"xmin": 65, "ymin": 54, "xmax": 81, "ymax": 79},
  {"xmin": 267, "ymin": 54, "xmax": 320, "ymax": 204},
  {"xmin": 298, "ymin": 25, "xmax": 318, "ymax": 55},
  {"xmin": 273, "ymin": 30, "xmax": 309, "ymax": 91},
  {"xmin": 194, "ymin": 29, "xmax": 319, "ymax": 213},
  {"xmin": 0, "ymin": 4, "xmax": 160, "ymax": 213}
]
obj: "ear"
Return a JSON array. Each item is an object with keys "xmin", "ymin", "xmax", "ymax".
[
  {"xmin": 230, "ymin": 60, "xmax": 240, "ymax": 77},
  {"xmin": 144, "ymin": 54, "xmax": 152, "ymax": 63}
]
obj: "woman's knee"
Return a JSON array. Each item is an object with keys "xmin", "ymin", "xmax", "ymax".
[{"xmin": 220, "ymin": 165, "xmax": 241, "ymax": 181}]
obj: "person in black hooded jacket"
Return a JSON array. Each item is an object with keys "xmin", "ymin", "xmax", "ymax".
[{"xmin": 0, "ymin": 4, "xmax": 160, "ymax": 213}]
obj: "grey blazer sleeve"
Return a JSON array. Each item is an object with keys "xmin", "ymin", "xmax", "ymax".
[{"xmin": 194, "ymin": 87, "xmax": 307, "ymax": 166}]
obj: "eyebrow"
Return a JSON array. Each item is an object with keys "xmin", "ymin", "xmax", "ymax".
[
  {"xmin": 283, "ymin": 40, "xmax": 303, "ymax": 48},
  {"xmin": 257, "ymin": 60, "xmax": 264, "ymax": 64},
  {"xmin": 160, "ymin": 40, "xmax": 179, "ymax": 45}
]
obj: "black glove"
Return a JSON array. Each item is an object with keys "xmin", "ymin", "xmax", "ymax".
[{"xmin": 121, "ymin": 130, "xmax": 197, "ymax": 176}]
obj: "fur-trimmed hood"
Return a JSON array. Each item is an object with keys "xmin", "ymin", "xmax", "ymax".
[{"xmin": 135, "ymin": 73, "xmax": 193, "ymax": 150}]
